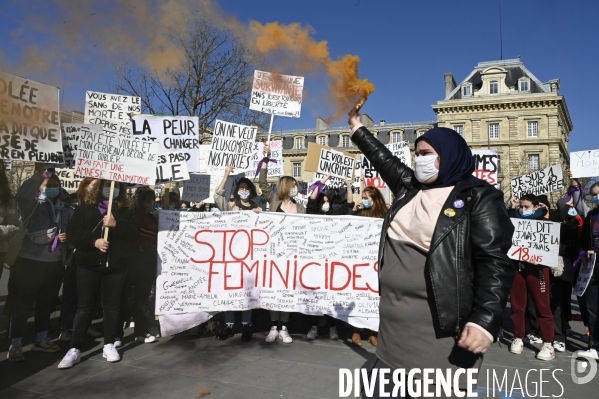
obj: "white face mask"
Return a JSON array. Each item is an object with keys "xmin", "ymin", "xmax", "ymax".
[
  {"xmin": 414, "ymin": 155, "xmax": 439, "ymax": 183},
  {"xmin": 321, "ymin": 203, "xmax": 330, "ymax": 212},
  {"xmin": 289, "ymin": 187, "xmax": 298, "ymax": 198},
  {"xmin": 238, "ymin": 190, "xmax": 250, "ymax": 200}
]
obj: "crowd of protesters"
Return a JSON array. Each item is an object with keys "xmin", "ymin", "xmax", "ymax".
[{"xmin": 1, "ymin": 131, "xmax": 598, "ymax": 372}]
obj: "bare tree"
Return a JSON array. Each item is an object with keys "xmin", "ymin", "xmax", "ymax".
[
  {"xmin": 111, "ymin": 20, "xmax": 269, "ymax": 136},
  {"xmin": 5, "ymin": 161, "xmax": 34, "ymax": 196}
]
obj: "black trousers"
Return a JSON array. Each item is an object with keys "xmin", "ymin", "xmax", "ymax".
[{"xmin": 70, "ymin": 266, "xmax": 128, "ymax": 349}]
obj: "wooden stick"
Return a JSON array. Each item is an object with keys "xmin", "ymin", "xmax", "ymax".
[
  {"xmin": 103, "ymin": 181, "xmax": 115, "ymax": 240},
  {"xmin": 267, "ymin": 113, "xmax": 274, "ymax": 142}
]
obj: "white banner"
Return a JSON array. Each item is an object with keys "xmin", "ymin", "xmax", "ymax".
[
  {"xmin": 84, "ymin": 91, "xmax": 140, "ymax": 135},
  {"xmin": 207, "ymin": 120, "xmax": 258, "ymax": 175},
  {"xmin": 570, "ymin": 149, "xmax": 599, "ymax": 178},
  {"xmin": 573, "ymin": 254, "xmax": 597, "ymax": 296},
  {"xmin": 156, "ymin": 151, "xmax": 190, "ymax": 183},
  {"xmin": 317, "ymin": 148, "xmax": 355, "ymax": 179},
  {"xmin": 511, "ymin": 164, "xmax": 564, "ymax": 197},
  {"xmin": 472, "ymin": 150, "xmax": 499, "ymax": 188},
  {"xmin": 182, "ymin": 174, "xmax": 211, "ymax": 203},
  {"xmin": 508, "ymin": 218, "xmax": 560, "ymax": 268},
  {"xmin": 156, "ymin": 211, "xmax": 381, "ymax": 320},
  {"xmin": 0, "ymin": 71, "xmax": 62, "ymax": 162},
  {"xmin": 244, "ymin": 140, "xmax": 284, "ymax": 180},
  {"xmin": 249, "ymin": 70, "xmax": 304, "ymax": 118},
  {"xmin": 386, "ymin": 142, "xmax": 412, "ymax": 169},
  {"xmin": 61, "ymin": 123, "xmax": 94, "ymax": 168},
  {"xmin": 75, "ymin": 125, "xmax": 158, "ymax": 184}
]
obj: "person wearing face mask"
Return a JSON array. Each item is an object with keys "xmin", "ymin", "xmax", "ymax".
[
  {"xmin": 508, "ymin": 194, "xmax": 556, "ymax": 361},
  {"xmin": 349, "ymin": 107, "xmax": 514, "ymax": 397},
  {"xmin": 212, "ymin": 166, "xmax": 261, "ymax": 342},
  {"xmin": 580, "ymin": 181, "xmax": 599, "ymax": 360},
  {"xmin": 58, "ymin": 180, "xmax": 139, "ymax": 369},
  {"xmin": 6, "ymin": 172, "xmax": 72, "ymax": 362},
  {"xmin": 260, "ymin": 143, "xmax": 306, "ymax": 344}
]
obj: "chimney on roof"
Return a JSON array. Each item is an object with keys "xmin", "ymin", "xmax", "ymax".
[
  {"xmin": 361, "ymin": 113, "xmax": 374, "ymax": 128},
  {"xmin": 316, "ymin": 117, "xmax": 329, "ymax": 131},
  {"xmin": 380, "ymin": 120, "xmax": 386, "ymax": 126},
  {"xmin": 444, "ymin": 73, "xmax": 457, "ymax": 98}
]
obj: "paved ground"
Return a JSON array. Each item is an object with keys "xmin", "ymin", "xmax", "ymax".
[{"xmin": 0, "ymin": 269, "xmax": 598, "ymax": 398}]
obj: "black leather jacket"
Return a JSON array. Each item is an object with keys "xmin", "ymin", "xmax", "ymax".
[{"xmin": 352, "ymin": 126, "xmax": 515, "ymax": 340}]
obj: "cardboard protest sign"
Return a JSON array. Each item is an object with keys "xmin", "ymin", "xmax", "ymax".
[
  {"xmin": 156, "ymin": 211, "xmax": 381, "ymax": 322},
  {"xmin": 156, "ymin": 152, "xmax": 190, "ymax": 183},
  {"xmin": 131, "ymin": 115, "xmax": 201, "ymax": 172},
  {"xmin": 361, "ymin": 155, "xmax": 387, "ymax": 189},
  {"xmin": 206, "ymin": 120, "xmax": 257, "ymax": 174},
  {"xmin": 385, "ymin": 142, "xmax": 412, "ymax": 168},
  {"xmin": 249, "ymin": 70, "xmax": 304, "ymax": 118},
  {"xmin": 511, "ymin": 165, "xmax": 564, "ymax": 197},
  {"xmin": 0, "ymin": 71, "xmax": 62, "ymax": 162},
  {"xmin": 317, "ymin": 148, "xmax": 355, "ymax": 179},
  {"xmin": 472, "ymin": 150, "xmax": 499, "ymax": 188},
  {"xmin": 508, "ymin": 218, "xmax": 560, "ymax": 267},
  {"xmin": 55, "ymin": 168, "xmax": 82, "ymax": 192},
  {"xmin": 181, "ymin": 174, "xmax": 211, "ymax": 202},
  {"xmin": 570, "ymin": 149, "xmax": 599, "ymax": 178},
  {"xmin": 305, "ymin": 142, "xmax": 354, "ymax": 172},
  {"xmin": 244, "ymin": 140, "xmax": 283, "ymax": 179},
  {"xmin": 75, "ymin": 125, "xmax": 157, "ymax": 185},
  {"xmin": 84, "ymin": 91, "xmax": 140, "ymax": 135},
  {"xmin": 573, "ymin": 253, "xmax": 597, "ymax": 296}
]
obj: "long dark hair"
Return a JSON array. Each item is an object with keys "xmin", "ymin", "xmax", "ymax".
[
  {"xmin": 130, "ymin": 187, "xmax": 155, "ymax": 213},
  {"xmin": 234, "ymin": 178, "xmax": 258, "ymax": 201},
  {"xmin": 0, "ymin": 161, "xmax": 11, "ymax": 206},
  {"xmin": 361, "ymin": 187, "xmax": 388, "ymax": 218},
  {"xmin": 85, "ymin": 180, "xmax": 128, "ymax": 207}
]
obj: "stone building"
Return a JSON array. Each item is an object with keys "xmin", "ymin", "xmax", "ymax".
[{"xmin": 432, "ymin": 58, "xmax": 573, "ymax": 202}]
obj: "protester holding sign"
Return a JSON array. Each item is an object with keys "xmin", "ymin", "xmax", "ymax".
[
  {"xmin": 508, "ymin": 194, "xmax": 556, "ymax": 360},
  {"xmin": 259, "ymin": 143, "xmax": 306, "ymax": 344},
  {"xmin": 58, "ymin": 180, "xmax": 139, "ymax": 369},
  {"xmin": 7, "ymin": 172, "xmax": 72, "ymax": 362},
  {"xmin": 0, "ymin": 160, "xmax": 19, "ymax": 280},
  {"xmin": 307, "ymin": 173, "xmax": 354, "ymax": 216},
  {"xmin": 580, "ymin": 181, "xmax": 599, "ymax": 360},
  {"xmin": 349, "ymin": 110, "xmax": 515, "ymax": 395}
]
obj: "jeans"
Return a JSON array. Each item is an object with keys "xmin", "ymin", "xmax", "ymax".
[
  {"xmin": 60, "ymin": 265, "xmax": 78, "ymax": 331},
  {"xmin": 9, "ymin": 257, "xmax": 64, "ymax": 339},
  {"xmin": 585, "ymin": 263, "xmax": 599, "ymax": 350},
  {"xmin": 223, "ymin": 310, "xmax": 252, "ymax": 325},
  {"xmin": 70, "ymin": 267, "xmax": 128, "ymax": 349}
]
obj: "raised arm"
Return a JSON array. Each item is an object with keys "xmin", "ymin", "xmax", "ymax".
[{"xmin": 258, "ymin": 143, "xmax": 274, "ymax": 202}]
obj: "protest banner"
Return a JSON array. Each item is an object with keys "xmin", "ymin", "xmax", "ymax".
[
  {"xmin": 249, "ymin": 70, "xmax": 304, "ymax": 118},
  {"xmin": 244, "ymin": 140, "xmax": 284, "ymax": 179},
  {"xmin": 508, "ymin": 218, "xmax": 560, "ymax": 267},
  {"xmin": 206, "ymin": 120, "xmax": 258, "ymax": 175},
  {"xmin": 385, "ymin": 142, "xmax": 412, "ymax": 168},
  {"xmin": 131, "ymin": 115, "xmax": 201, "ymax": 172},
  {"xmin": 61, "ymin": 123, "xmax": 93, "ymax": 168},
  {"xmin": 0, "ymin": 71, "xmax": 62, "ymax": 162},
  {"xmin": 573, "ymin": 253, "xmax": 597, "ymax": 296},
  {"xmin": 3, "ymin": 159, "xmax": 11, "ymax": 171},
  {"xmin": 570, "ymin": 149, "xmax": 599, "ymax": 178},
  {"xmin": 316, "ymin": 148, "xmax": 355, "ymax": 180},
  {"xmin": 510, "ymin": 164, "xmax": 564, "ymax": 197},
  {"xmin": 305, "ymin": 142, "xmax": 354, "ymax": 173},
  {"xmin": 156, "ymin": 151, "xmax": 190, "ymax": 183},
  {"xmin": 55, "ymin": 168, "xmax": 82, "ymax": 192},
  {"xmin": 361, "ymin": 155, "xmax": 386, "ymax": 189},
  {"xmin": 198, "ymin": 144, "xmax": 211, "ymax": 174},
  {"xmin": 181, "ymin": 174, "xmax": 211, "ymax": 203},
  {"xmin": 84, "ymin": 91, "xmax": 140, "ymax": 135},
  {"xmin": 472, "ymin": 150, "xmax": 499, "ymax": 188},
  {"xmin": 75, "ymin": 124, "xmax": 157, "ymax": 185},
  {"xmin": 156, "ymin": 211, "xmax": 381, "ymax": 325}
]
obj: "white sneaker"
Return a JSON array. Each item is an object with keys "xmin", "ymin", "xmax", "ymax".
[
  {"xmin": 113, "ymin": 337, "xmax": 122, "ymax": 348},
  {"xmin": 329, "ymin": 326, "xmax": 339, "ymax": 340},
  {"xmin": 278, "ymin": 326, "xmax": 293, "ymax": 344},
  {"xmin": 523, "ymin": 334, "xmax": 542, "ymax": 344},
  {"xmin": 553, "ymin": 341, "xmax": 566, "ymax": 352},
  {"xmin": 579, "ymin": 348, "xmax": 599, "ymax": 360},
  {"xmin": 510, "ymin": 338, "xmax": 524, "ymax": 354},
  {"xmin": 58, "ymin": 348, "xmax": 81, "ymax": 369},
  {"xmin": 265, "ymin": 326, "xmax": 278, "ymax": 343},
  {"xmin": 136, "ymin": 334, "xmax": 156, "ymax": 343},
  {"xmin": 306, "ymin": 326, "xmax": 318, "ymax": 340},
  {"xmin": 102, "ymin": 343, "xmax": 120, "ymax": 362},
  {"xmin": 536, "ymin": 343, "xmax": 555, "ymax": 361}
]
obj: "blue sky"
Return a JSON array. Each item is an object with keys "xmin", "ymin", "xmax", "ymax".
[{"xmin": 1, "ymin": 0, "xmax": 597, "ymax": 151}]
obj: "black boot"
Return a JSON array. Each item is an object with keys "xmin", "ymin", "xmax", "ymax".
[
  {"xmin": 215, "ymin": 324, "xmax": 234, "ymax": 341},
  {"xmin": 241, "ymin": 324, "xmax": 252, "ymax": 342}
]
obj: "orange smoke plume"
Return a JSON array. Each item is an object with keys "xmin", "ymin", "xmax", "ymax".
[{"xmin": 248, "ymin": 21, "xmax": 375, "ymax": 123}]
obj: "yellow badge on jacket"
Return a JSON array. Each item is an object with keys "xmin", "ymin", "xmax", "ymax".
[{"xmin": 444, "ymin": 208, "xmax": 456, "ymax": 217}]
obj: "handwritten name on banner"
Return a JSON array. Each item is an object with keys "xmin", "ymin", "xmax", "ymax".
[
  {"xmin": 244, "ymin": 140, "xmax": 284, "ymax": 179},
  {"xmin": 249, "ymin": 70, "xmax": 304, "ymax": 118},
  {"xmin": 182, "ymin": 174, "xmax": 211, "ymax": 203},
  {"xmin": 573, "ymin": 253, "xmax": 597, "ymax": 296},
  {"xmin": 511, "ymin": 165, "xmax": 564, "ymax": 197},
  {"xmin": 508, "ymin": 218, "xmax": 560, "ymax": 267},
  {"xmin": 570, "ymin": 149, "xmax": 599, "ymax": 178},
  {"xmin": 207, "ymin": 120, "xmax": 258, "ymax": 174},
  {"xmin": 318, "ymin": 148, "xmax": 355, "ymax": 179},
  {"xmin": 0, "ymin": 71, "xmax": 62, "ymax": 162},
  {"xmin": 156, "ymin": 152, "xmax": 190, "ymax": 183},
  {"xmin": 131, "ymin": 115, "xmax": 201, "ymax": 172},
  {"xmin": 156, "ymin": 211, "xmax": 381, "ymax": 318},
  {"xmin": 75, "ymin": 125, "xmax": 158, "ymax": 184},
  {"xmin": 84, "ymin": 91, "xmax": 140, "ymax": 135},
  {"xmin": 472, "ymin": 150, "xmax": 499, "ymax": 188}
]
